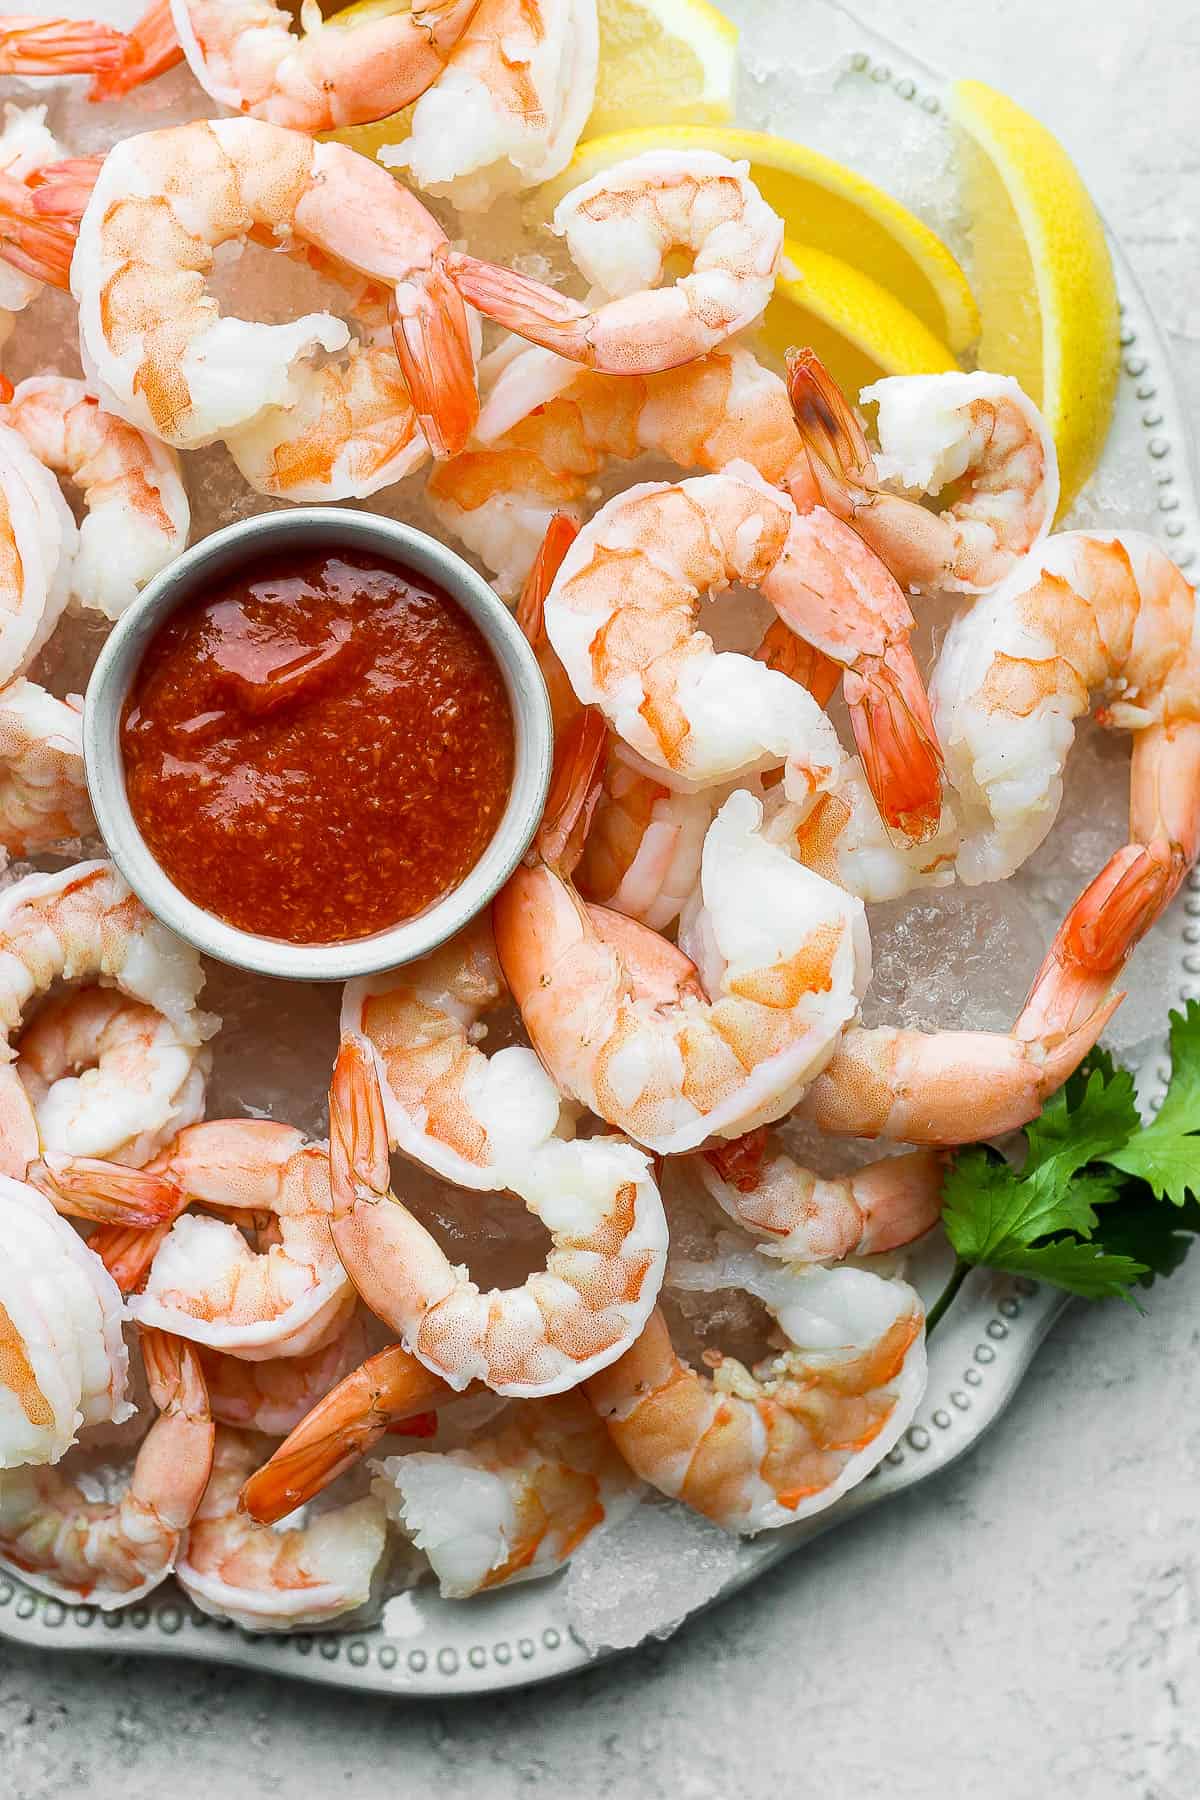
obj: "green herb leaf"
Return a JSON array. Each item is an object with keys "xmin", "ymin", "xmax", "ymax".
[{"xmin": 1108, "ymin": 1003, "xmax": 1200, "ymax": 1203}]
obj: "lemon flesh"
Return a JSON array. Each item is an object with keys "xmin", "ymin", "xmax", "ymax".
[{"xmin": 947, "ymin": 79, "xmax": 1119, "ymax": 513}]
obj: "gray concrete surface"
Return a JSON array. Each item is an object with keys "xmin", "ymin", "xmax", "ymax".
[{"xmin": 3, "ymin": 4, "xmax": 1199, "ymax": 1796}]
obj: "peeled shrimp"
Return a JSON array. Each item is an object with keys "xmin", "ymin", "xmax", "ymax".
[
  {"xmin": 328, "ymin": 1036, "xmax": 668, "ymax": 1397},
  {"xmin": 495, "ymin": 789, "xmax": 871, "ymax": 1155},
  {"xmin": 0, "ymin": 1175, "xmax": 131, "ymax": 1468},
  {"xmin": 166, "ymin": 0, "xmax": 484, "ymax": 132},
  {"xmin": 760, "ymin": 758, "xmax": 961, "ymax": 905},
  {"xmin": 17, "ymin": 988, "xmax": 209, "ymax": 1168},
  {"xmin": 587, "ymin": 1244, "xmax": 926, "ymax": 1534},
  {"xmin": 199, "ymin": 1314, "xmax": 369, "ymax": 1438},
  {"xmin": 176, "ymin": 1425, "xmax": 388, "ymax": 1632},
  {"xmin": 428, "ymin": 341, "xmax": 802, "ymax": 598},
  {"xmin": 0, "ymin": 106, "xmax": 67, "ymax": 356},
  {"xmin": 2, "ymin": 376, "xmax": 188, "ymax": 619},
  {"xmin": 50, "ymin": 1120, "xmax": 357, "ymax": 1360},
  {"xmin": 71, "ymin": 118, "xmax": 477, "ymax": 460},
  {"xmin": 0, "ymin": 421, "xmax": 76, "ymax": 690},
  {"xmin": 695, "ymin": 1135, "xmax": 945, "ymax": 1262},
  {"xmin": 789, "ymin": 351, "xmax": 1059, "ymax": 595},
  {"xmin": 378, "ymin": 0, "xmax": 598, "ymax": 211},
  {"xmin": 0, "ymin": 1328, "xmax": 213, "ymax": 1606},
  {"xmin": 449, "ymin": 150, "xmax": 782, "ymax": 372},
  {"xmin": 0, "ymin": 680, "xmax": 91, "ymax": 858},
  {"xmin": 341, "ymin": 915, "xmax": 572, "ymax": 1192},
  {"xmin": 543, "ymin": 464, "xmax": 943, "ymax": 837},
  {"xmin": 0, "ymin": 861, "xmax": 212, "ymax": 1180},
  {"xmin": 375, "ymin": 1391, "xmax": 638, "ymax": 1598}
]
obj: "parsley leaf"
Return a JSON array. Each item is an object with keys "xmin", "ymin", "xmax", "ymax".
[{"xmin": 929, "ymin": 1003, "xmax": 1200, "ymax": 1333}]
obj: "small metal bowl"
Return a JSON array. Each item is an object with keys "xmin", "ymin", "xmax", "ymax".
[{"xmin": 84, "ymin": 508, "xmax": 553, "ymax": 982}]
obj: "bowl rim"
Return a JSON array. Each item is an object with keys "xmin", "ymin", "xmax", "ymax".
[{"xmin": 83, "ymin": 507, "xmax": 553, "ymax": 982}]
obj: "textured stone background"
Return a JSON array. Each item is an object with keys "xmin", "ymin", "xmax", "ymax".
[{"xmin": 3, "ymin": 4, "xmax": 1199, "ymax": 1796}]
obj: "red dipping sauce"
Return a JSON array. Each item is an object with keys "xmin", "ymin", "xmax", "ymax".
[{"xmin": 121, "ymin": 548, "xmax": 515, "ymax": 944}]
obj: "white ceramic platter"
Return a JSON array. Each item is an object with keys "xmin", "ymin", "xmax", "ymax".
[{"xmin": 0, "ymin": 4, "xmax": 1196, "ymax": 1694}]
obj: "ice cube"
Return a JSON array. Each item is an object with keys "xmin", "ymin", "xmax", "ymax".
[
  {"xmin": 564, "ymin": 1498, "xmax": 745, "ymax": 1652},
  {"xmin": 862, "ymin": 882, "xmax": 1045, "ymax": 1033}
]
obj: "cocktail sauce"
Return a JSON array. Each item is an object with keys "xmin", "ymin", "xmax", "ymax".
[{"xmin": 121, "ymin": 547, "xmax": 514, "ymax": 944}]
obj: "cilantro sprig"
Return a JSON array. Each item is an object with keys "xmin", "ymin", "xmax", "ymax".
[{"xmin": 926, "ymin": 1002, "xmax": 1200, "ymax": 1334}]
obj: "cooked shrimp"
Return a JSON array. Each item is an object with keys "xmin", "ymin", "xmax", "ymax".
[
  {"xmin": 0, "ymin": 421, "xmax": 76, "ymax": 690},
  {"xmin": 0, "ymin": 106, "xmax": 67, "ymax": 357},
  {"xmin": 17, "ymin": 989, "xmax": 209, "ymax": 1168},
  {"xmin": 2, "ymin": 376, "xmax": 189, "ymax": 620},
  {"xmin": 176, "ymin": 1425, "xmax": 388, "ymax": 1632},
  {"xmin": 930, "ymin": 532, "xmax": 1200, "ymax": 952},
  {"xmin": 0, "ymin": 861, "xmax": 212, "ymax": 1180},
  {"xmin": 199, "ymin": 1313, "xmax": 369, "ymax": 1438},
  {"xmin": 340, "ymin": 916, "xmax": 572, "ymax": 1192},
  {"xmin": 788, "ymin": 351, "xmax": 1059, "ymax": 595},
  {"xmin": 378, "ymin": 0, "xmax": 598, "ymax": 211},
  {"xmin": 240, "ymin": 1342, "xmax": 455, "ymax": 1524},
  {"xmin": 71, "ymin": 118, "xmax": 477, "ymax": 460},
  {"xmin": 0, "ymin": 15, "xmax": 127, "ymax": 76},
  {"xmin": 496, "ymin": 789, "xmax": 871, "ymax": 1155},
  {"xmin": 328, "ymin": 1035, "xmax": 668, "ymax": 1396},
  {"xmin": 166, "ymin": 0, "xmax": 484, "ymax": 131},
  {"xmin": 0, "ymin": 679, "xmax": 92, "ymax": 858},
  {"xmin": 761, "ymin": 758, "xmax": 961, "ymax": 905},
  {"xmin": 695, "ymin": 1134, "xmax": 945, "ymax": 1262},
  {"xmin": 87, "ymin": 0, "xmax": 184, "ymax": 102},
  {"xmin": 429, "ymin": 340, "xmax": 801, "ymax": 596},
  {"xmin": 587, "ymin": 1243, "xmax": 926, "ymax": 1534},
  {"xmin": 0, "ymin": 1328, "xmax": 213, "ymax": 1606},
  {"xmin": 375, "ymin": 1391, "xmax": 638, "ymax": 1598},
  {"xmin": 49, "ymin": 1120, "xmax": 357, "ymax": 1360},
  {"xmin": 448, "ymin": 150, "xmax": 782, "ymax": 372},
  {"xmin": 0, "ymin": 1175, "xmax": 131, "ymax": 1468}
]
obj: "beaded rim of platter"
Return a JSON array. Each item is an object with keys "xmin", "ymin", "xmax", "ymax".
[{"xmin": 1, "ymin": 32, "xmax": 1195, "ymax": 1697}]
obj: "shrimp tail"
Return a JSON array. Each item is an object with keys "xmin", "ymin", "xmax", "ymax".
[
  {"xmin": 538, "ymin": 706, "xmax": 609, "ymax": 874},
  {"xmin": 785, "ymin": 346, "xmax": 876, "ymax": 509},
  {"xmin": 0, "ymin": 174, "xmax": 75, "ymax": 291},
  {"xmin": 444, "ymin": 251, "xmax": 594, "ymax": 360},
  {"xmin": 754, "ymin": 618, "xmax": 841, "ymax": 707},
  {"xmin": 0, "ymin": 15, "xmax": 128, "ymax": 74},
  {"xmin": 329, "ymin": 1035, "xmax": 391, "ymax": 1212},
  {"xmin": 515, "ymin": 509, "xmax": 579, "ymax": 646},
  {"xmin": 238, "ymin": 1343, "xmax": 452, "ymax": 1524},
  {"xmin": 140, "ymin": 1326, "xmax": 209, "ymax": 1423},
  {"xmin": 844, "ymin": 642, "xmax": 945, "ymax": 842},
  {"xmin": 387, "ymin": 259, "xmax": 478, "ymax": 460},
  {"xmin": 87, "ymin": 0, "xmax": 182, "ymax": 101},
  {"xmin": 88, "ymin": 1220, "xmax": 174, "ymax": 1295},
  {"xmin": 703, "ymin": 1125, "xmax": 768, "ymax": 1193},
  {"xmin": 31, "ymin": 1152, "xmax": 186, "ymax": 1228},
  {"xmin": 29, "ymin": 156, "xmax": 105, "ymax": 219}
]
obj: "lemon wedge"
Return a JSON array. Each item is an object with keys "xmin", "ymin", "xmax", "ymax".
[
  {"xmin": 585, "ymin": 0, "xmax": 738, "ymax": 135},
  {"xmin": 331, "ymin": 0, "xmax": 737, "ymax": 171},
  {"xmin": 947, "ymin": 80, "xmax": 1119, "ymax": 512},
  {"xmin": 760, "ymin": 241, "xmax": 957, "ymax": 396},
  {"xmin": 537, "ymin": 124, "xmax": 979, "ymax": 357}
]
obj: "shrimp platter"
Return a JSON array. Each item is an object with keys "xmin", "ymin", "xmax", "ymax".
[{"xmin": 0, "ymin": 0, "xmax": 1191, "ymax": 1692}]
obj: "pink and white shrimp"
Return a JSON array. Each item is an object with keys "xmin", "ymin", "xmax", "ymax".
[
  {"xmin": 327, "ymin": 1036, "xmax": 668, "ymax": 1397},
  {"xmin": 70, "ymin": 119, "xmax": 478, "ymax": 460},
  {"xmin": 2, "ymin": 376, "xmax": 188, "ymax": 619},
  {"xmin": 788, "ymin": 350, "xmax": 1058, "ymax": 594},
  {"xmin": 448, "ymin": 150, "xmax": 782, "ymax": 372},
  {"xmin": 0, "ymin": 1328, "xmax": 213, "ymax": 1607},
  {"xmin": 17, "ymin": 988, "xmax": 209, "ymax": 1168},
  {"xmin": 198, "ymin": 1314, "xmax": 369, "ymax": 1438},
  {"xmin": 495, "ymin": 789, "xmax": 871, "ymax": 1155},
  {"xmin": 0, "ymin": 680, "xmax": 91, "ymax": 859},
  {"xmin": 374, "ymin": 1391, "xmax": 638, "ymax": 1598},
  {"xmin": 0, "ymin": 421, "xmax": 76, "ymax": 690},
  {"xmin": 0, "ymin": 105, "xmax": 70, "ymax": 361},
  {"xmin": 587, "ymin": 1244, "xmax": 926, "ymax": 1534},
  {"xmin": 0, "ymin": 15, "xmax": 127, "ymax": 78},
  {"xmin": 694, "ymin": 1134, "xmax": 945, "ymax": 1262},
  {"xmin": 378, "ymin": 0, "xmax": 598, "ymax": 211},
  {"xmin": 0, "ymin": 1175, "xmax": 131, "ymax": 1468},
  {"xmin": 0, "ymin": 861, "xmax": 213, "ymax": 1181},
  {"xmin": 176, "ymin": 1425, "xmax": 389, "ymax": 1632},
  {"xmin": 48, "ymin": 1120, "xmax": 357, "ymax": 1361},
  {"xmin": 340, "ymin": 916, "xmax": 572, "ymax": 1192}
]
